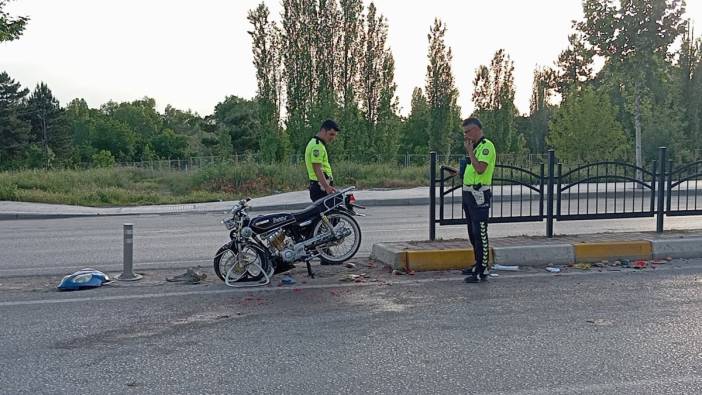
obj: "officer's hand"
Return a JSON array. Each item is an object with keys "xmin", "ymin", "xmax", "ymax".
[
  {"xmin": 464, "ymin": 138, "xmax": 474, "ymax": 152},
  {"xmin": 324, "ymin": 185, "xmax": 336, "ymax": 194}
]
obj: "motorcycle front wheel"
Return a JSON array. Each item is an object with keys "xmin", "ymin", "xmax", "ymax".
[
  {"xmin": 213, "ymin": 242, "xmax": 268, "ymax": 282},
  {"xmin": 313, "ymin": 211, "xmax": 362, "ymax": 264}
]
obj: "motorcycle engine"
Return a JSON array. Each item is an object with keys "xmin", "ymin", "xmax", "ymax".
[{"xmin": 267, "ymin": 229, "xmax": 286, "ymax": 251}]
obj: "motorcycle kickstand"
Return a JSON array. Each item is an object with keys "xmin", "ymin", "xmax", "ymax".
[{"xmin": 304, "ymin": 257, "xmax": 315, "ymax": 278}]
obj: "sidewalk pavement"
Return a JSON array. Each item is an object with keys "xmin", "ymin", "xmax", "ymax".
[
  {"xmin": 0, "ymin": 187, "xmax": 432, "ymax": 220},
  {"xmin": 371, "ymin": 229, "xmax": 702, "ymax": 273}
]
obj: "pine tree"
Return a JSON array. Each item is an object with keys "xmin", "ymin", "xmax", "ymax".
[
  {"xmin": 0, "ymin": 72, "xmax": 30, "ymax": 167},
  {"xmin": 22, "ymin": 83, "xmax": 72, "ymax": 167}
]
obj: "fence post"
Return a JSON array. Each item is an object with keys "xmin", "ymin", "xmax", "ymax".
[
  {"xmin": 429, "ymin": 151, "xmax": 437, "ymax": 241},
  {"xmin": 656, "ymin": 147, "xmax": 667, "ymax": 233},
  {"xmin": 117, "ymin": 223, "xmax": 142, "ymax": 281},
  {"xmin": 546, "ymin": 150, "xmax": 556, "ymax": 238}
]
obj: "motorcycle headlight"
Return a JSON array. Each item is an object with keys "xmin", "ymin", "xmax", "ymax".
[
  {"xmin": 222, "ymin": 218, "xmax": 237, "ymax": 230},
  {"xmin": 240, "ymin": 226, "xmax": 253, "ymax": 238}
]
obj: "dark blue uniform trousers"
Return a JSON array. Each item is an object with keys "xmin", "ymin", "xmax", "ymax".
[{"xmin": 462, "ymin": 189, "xmax": 492, "ymax": 277}]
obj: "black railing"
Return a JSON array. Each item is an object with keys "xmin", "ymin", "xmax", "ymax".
[{"xmin": 429, "ymin": 147, "xmax": 697, "ymax": 239}]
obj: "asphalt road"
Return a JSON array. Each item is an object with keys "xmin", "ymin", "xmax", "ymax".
[
  {"xmin": 1, "ymin": 205, "xmax": 702, "ymax": 276},
  {"xmin": 1, "ymin": 259, "xmax": 701, "ymax": 394}
]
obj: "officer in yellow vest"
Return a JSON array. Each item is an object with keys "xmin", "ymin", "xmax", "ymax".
[
  {"xmin": 305, "ymin": 119, "xmax": 340, "ymax": 201},
  {"xmin": 461, "ymin": 118, "xmax": 496, "ymax": 283}
]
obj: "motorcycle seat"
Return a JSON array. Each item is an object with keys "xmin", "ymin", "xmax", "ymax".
[{"xmin": 292, "ymin": 203, "xmax": 322, "ymax": 223}]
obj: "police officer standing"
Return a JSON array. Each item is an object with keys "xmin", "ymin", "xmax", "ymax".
[
  {"xmin": 305, "ymin": 119, "xmax": 340, "ymax": 201},
  {"xmin": 461, "ymin": 118, "xmax": 496, "ymax": 283}
]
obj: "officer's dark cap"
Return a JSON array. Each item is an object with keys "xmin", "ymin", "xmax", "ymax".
[
  {"xmin": 321, "ymin": 119, "xmax": 341, "ymax": 132},
  {"xmin": 462, "ymin": 117, "xmax": 482, "ymax": 129}
]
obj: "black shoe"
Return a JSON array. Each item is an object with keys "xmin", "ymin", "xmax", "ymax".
[
  {"xmin": 464, "ymin": 276, "xmax": 481, "ymax": 283},
  {"xmin": 461, "ymin": 268, "xmax": 474, "ymax": 276}
]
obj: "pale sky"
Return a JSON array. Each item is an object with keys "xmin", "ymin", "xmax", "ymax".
[{"xmin": 3, "ymin": 0, "xmax": 702, "ymax": 117}]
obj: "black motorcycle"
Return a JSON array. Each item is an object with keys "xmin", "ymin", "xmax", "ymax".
[{"xmin": 213, "ymin": 187, "xmax": 365, "ymax": 286}]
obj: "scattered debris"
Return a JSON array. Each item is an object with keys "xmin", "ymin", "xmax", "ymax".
[
  {"xmin": 632, "ymin": 260, "xmax": 647, "ymax": 269},
  {"xmin": 545, "ymin": 267, "xmax": 561, "ymax": 273},
  {"xmin": 344, "ymin": 262, "xmax": 357, "ymax": 269},
  {"xmin": 339, "ymin": 273, "xmax": 369, "ymax": 282},
  {"xmin": 493, "ymin": 264, "xmax": 519, "ymax": 271},
  {"xmin": 586, "ymin": 319, "xmax": 613, "ymax": 326},
  {"xmin": 57, "ymin": 268, "xmax": 111, "ymax": 291},
  {"xmin": 280, "ymin": 275, "xmax": 296, "ymax": 285},
  {"xmin": 391, "ymin": 269, "xmax": 404, "ymax": 276},
  {"xmin": 489, "ymin": 273, "xmax": 499, "ymax": 277},
  {"xmin": 166, "ymin": 268, "xmax": 207, "ymax": 284},
  {"xmin": 666, "ymin": 256, "xmax": 673, "ymax": 261},
  {"xmin": 572, "ymin": 263, "xmax": 592, "ymax": 270}
]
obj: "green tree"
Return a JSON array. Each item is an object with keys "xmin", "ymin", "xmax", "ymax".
[
  {"xmin": 89, "ymin": 116, "xmax": 137, "ymax": 162},
  {"xmin": 525, "ymin": 66, "xmax": 556, "ymax": 153},
  {"xmin": 400, "ymin": 87, "xmax": 431, "ymax": 154},
  {"xmin": 472, "ymin": 49, "xmax": 520, "ymax": 153},
  {"xmin": 0, "ymin": 72, "xmax": 30, "ymax": 167},
  {"xmin": 23, "ymin": 83, "xmax": 72, "ymax": 167},
  {"xmin": 336, "ymin": 0, "xmax": 365, "ymax": 158},
  {"xmin": 281, "ymin": 0, "xmax": 317, "ymax": 154},
  {"xmin": 248, "ymin": 2, "xmax": 286, "ymax": 162},
  {"xmin": 357, "ymin": 3, "xmax": 400, "ymax": 159},
  {"xmin": 151, "ymin": 129, "xmax": 189, "ymax": 159},
  {"xmin": 425, "ymin": 18, "xmax": 461, "ymax": 155},
  {"xmin": 554, "ymin": 32, "xmax": 594, "ymax": 99},
  {"xmin": 577, "ymin": 0, "xmax": 686, "ymax": 169},
  {"xmin": 677, "ymin": 24, "xmax": 702, "ymax": 156},
  {"xmin": 91, "ymin": 149, "xmax": 116, "ymax": 168},
  {"xmin": 548, "ymin": 87, "xmax": 630, "ymax": 163},
  {"xmin": 212, "ymin": 96, "xmax": 261, "ymax": 155},
  {"xmin": 0, "ymin": 0, "xmax": 28, "ymax": 43}
]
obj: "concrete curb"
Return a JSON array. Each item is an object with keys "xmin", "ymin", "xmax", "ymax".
[
  {"xmin": 648, "ymin": 237, "xmax": 702, "ymax": 259},
  {"xmin": 371, "ymin": 239, "xmax": 701, "ymax": 272}
]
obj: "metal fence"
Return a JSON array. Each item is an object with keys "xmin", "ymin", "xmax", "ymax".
[{"xmin": 430, "ymin": 147, "xmax": 702, "ymax": 239}]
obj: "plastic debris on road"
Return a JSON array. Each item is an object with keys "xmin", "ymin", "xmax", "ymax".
[
  {"xmin": 545, "ymin": 267, "xmax": 561, "ymax": 273},
  {"xmin": 493, "ymin": 264, "xmax": 519, "ymax": 271},
  {"xmin": 166, "ymin": 268, "xmax": 207, "ymax": 284},
  {"xmin": 57, "ymin": 268, "xmax": 111, "ymax": 291},
  {"xmin": 280, "ymin": 275, "xmax": 296, "ymax": 285},
  {"xmin": 572, "ymin": 263, "xmax": 592, "ymax": 270}
]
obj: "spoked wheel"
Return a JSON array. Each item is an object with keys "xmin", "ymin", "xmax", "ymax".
[
  {"xmin": 213, "ymin": 242, "xmax": 268, "ymax": 283},
  {"xmin": 313, "ymin": 211, "xmax": 361, "ymax": 265}
]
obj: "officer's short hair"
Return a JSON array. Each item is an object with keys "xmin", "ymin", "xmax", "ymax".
[
  {"xmin": 462, "ymin": 117, "xmax": 482, "ymax": 129},
  {"xmin": 320, "ymin": 119, "xmax": 340, "ymax": 132}
]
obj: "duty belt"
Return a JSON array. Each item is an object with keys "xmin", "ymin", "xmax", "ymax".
[{"xmin": 462, "ymin": 185, "xmax": 490, "ymax": 192}]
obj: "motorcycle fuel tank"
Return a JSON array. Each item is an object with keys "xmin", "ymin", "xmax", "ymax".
[{"xmin": 249, "ymin": 213, "xmax": 295, "ymax": 234}]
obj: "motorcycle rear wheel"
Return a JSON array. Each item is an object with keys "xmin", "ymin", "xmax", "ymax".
[{"xmin": 313, "ymin": 211, "xmax": 361, "ymax": 265}]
